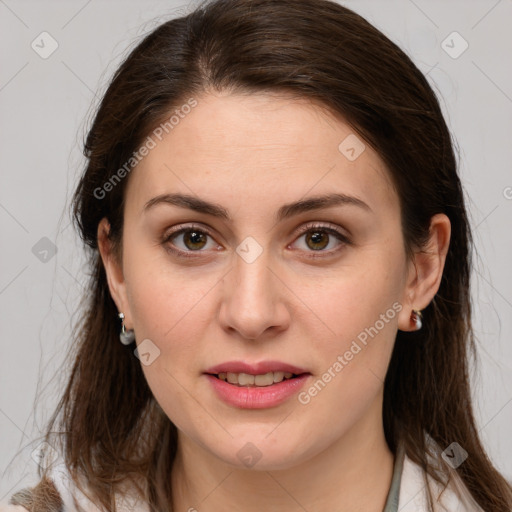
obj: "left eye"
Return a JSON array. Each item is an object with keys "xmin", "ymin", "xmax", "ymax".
[{"xmin": 291, "ymin": 224, "xmax": 349, "ymax": 253}]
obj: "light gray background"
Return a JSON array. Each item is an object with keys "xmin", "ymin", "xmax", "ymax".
[{"xmin": 1, "ymin": 0, "xmax": 511, "ymax": 501}]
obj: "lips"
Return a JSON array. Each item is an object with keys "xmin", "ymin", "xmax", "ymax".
[
  {"xmin": 204, "ymin": 360, "xmax": 309, "ymax": 375},
  {"xmin": 203, "ymin": 360, "xmax": 311, "ymax": 408},
  {"xmin": 205, "ymin": 373, "xmax": 311, "ymax": 409}
]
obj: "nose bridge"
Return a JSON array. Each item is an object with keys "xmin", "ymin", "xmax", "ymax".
[
  {"xmin": 234, "ymin": 242, "xmax": 272, "ymax": 298},
  {"xmin": 219, "ymin": 237, "xmax": 289, "ymax": 339}
]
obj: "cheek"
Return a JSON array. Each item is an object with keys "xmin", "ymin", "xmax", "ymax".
[
  {"xmin": 301, "ymin": 251, "xmax": 404, "ymax": 399},
  {"xmin": 306, "ymin": 253, "xmax": 404, "ymax": 340},
  {"xmin": 123, "ymin": 237, "xmax": 210, "ymax": 337},
  {"xmin": 128, "ymin": 272, "xmax": 215, "ymax": 363},
  {"xmin": 124, "ymin": 261, "xmax": 217, "ymax": 430},
  {"xmin": 295, "ymin": 272, "xmax": 402, "ymax": 438}
]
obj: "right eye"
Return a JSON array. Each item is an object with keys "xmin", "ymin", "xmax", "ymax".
[{"xmin": 162, "ymin": 224, "xmax": 222, "ymax": 258}]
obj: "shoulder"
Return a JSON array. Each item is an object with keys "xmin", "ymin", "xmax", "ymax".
[
  {"xmin": 0, "ymin": 474, "xmax": 64, "ymax": 512},
  {"xmin": 50, "ymin": 461, "xmax": 150, "ymax": 512},
  {"xmin": 399, "ymin": 449, "xmax": 485, "ymax": 512},
  {"xmin": 1, "ymin": 461, "xmax": 150, "ymax": 512}
]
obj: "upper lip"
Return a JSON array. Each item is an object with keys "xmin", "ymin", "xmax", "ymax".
[{"xmin": 204, "ymin": 360, "xmax": 310, "ymax": 375}]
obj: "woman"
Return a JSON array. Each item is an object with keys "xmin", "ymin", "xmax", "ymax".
[{"xmin": 2, "ymin": 0, "xmax": 511, "ymax": 510}]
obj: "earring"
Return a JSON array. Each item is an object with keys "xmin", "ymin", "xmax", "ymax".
[
  {"xmin": 411, "ymin": 309, "xmax": 423, "ymax": 331},
  {"xmin": 118, "ymin": 312, "xmax": 135, "ymax": 345}
]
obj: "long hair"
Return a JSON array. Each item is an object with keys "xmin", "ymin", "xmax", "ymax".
[{"xmin": 18, "ymin": 0, "xmax": 512, "ymax": 510}]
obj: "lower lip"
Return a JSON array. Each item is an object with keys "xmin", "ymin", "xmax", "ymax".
[{"xmin": 205, "ymin": 374, "xmax": 310, "ymax": 409}]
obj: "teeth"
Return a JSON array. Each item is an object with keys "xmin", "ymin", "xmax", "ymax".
[
  {"xmin": 273, "ymin": 371, "xmax": 284, "ymax": 382},
  {"xmin": 239, "ymin": 373, "xmax": 255, "ymax": 386},
  {"xmin": 217, "ymin": 371, "xmax": 297, "ymax": 387}
]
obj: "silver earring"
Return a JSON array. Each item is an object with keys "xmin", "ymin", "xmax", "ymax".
[
  {"xmin": 118, "ymin": 312, "xmax": 135, "ymax": 345},
  {"xmin": 412, "ymin": 309, "xmax": 423, "ymax": 331}
]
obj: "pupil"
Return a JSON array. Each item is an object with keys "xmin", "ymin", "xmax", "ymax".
[
  {"xmin": 185, "ymin": 231, "xmax": 206, "ymax": 250},
  {"xmin": 308, "ymin": 231, "xmax": 328, "ymax": 250}
]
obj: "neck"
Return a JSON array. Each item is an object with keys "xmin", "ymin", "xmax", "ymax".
[{"xmin": 170, "ymin": 395, "xmax": 394, "ymax": 512}]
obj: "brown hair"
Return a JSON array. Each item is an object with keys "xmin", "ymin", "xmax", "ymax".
[{"xmin": 14, "ymin": 0, "xmax": 512, "ymax": 510}]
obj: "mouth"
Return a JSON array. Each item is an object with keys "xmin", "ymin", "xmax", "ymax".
[
  {"xmin": 203, "ymin": 361, "xmax": 311, "ymax": 409},
  {"xmin": 207, "ymin": 371, "xmax": 305, "ymax": 387}
]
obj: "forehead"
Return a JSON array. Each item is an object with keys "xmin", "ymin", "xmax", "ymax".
[{"xmin": 124, "ymin": 91, "xmax": 398, "ymax": 219}]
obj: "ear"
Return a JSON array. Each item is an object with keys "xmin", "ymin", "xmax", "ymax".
[
  {"xmin": 97, "ymin": 217, "xmax": 133, "ymax": 329},
  {"xmin": 397, "ymin": 213, "xmax": 451, "ymax": 331}
]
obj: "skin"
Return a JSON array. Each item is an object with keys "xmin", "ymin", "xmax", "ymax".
[{"xmin": 98, "ymin": 90, "xmax": 450, "ymax": 511}]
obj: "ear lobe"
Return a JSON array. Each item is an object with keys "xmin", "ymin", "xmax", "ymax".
[
  {"xmin": 398, "ymin": 213, "xmax": 451, "ymax": 331},
  {"xmin": 97, "ymin": 217, "xmax": 132, "ymax": 328}
]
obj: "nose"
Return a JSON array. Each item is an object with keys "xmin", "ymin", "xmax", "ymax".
[{"xmin": 218, "ymin": 246, "xmax": 291, "ymax": 340}]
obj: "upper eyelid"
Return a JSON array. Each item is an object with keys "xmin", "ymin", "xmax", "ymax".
[
  {"xmin": 165, "ymin": 221, "xmax": 346, "ymax": 236},
  {"xmin": 297, "ymin": 221, "xmax": 349, "ymax": 236}
]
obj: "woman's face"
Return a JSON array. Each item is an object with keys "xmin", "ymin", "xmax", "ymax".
[{"xmin": 103, "ymin": 91, "xmax": 422, "ymax": 470}]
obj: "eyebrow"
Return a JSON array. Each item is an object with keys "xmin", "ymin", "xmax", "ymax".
[{"xmin": 143, "ymin": 192, "xmax": 372, "ymax": 222}]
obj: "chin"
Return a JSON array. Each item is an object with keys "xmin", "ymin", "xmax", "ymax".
[{"xmin": 203, "ymin": 433, "xmax": 315, "ymax": 471}]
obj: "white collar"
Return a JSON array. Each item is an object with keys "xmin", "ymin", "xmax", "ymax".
[
  {"xmin": 399, "ymin": 451, "xmax": 484, "ymax": 511},
  {"xmin": 46, "ymin": 449, "xmax": 484, "ymax": 512}
]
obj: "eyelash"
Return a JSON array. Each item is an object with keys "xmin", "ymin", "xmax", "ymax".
[{"xmin": 161, "ymin": 222, "xmax": 351, "ymax": 260}]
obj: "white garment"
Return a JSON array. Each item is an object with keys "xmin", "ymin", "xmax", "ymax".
[
  {"xmin": 0, "ymin": 452, "xmax": 488, "ymax": 512},
  {"xmin": 45, "ymin": 461, "xmax": 150, "ymax": 512},
  {"xmin": 398, "ymin": 451, "xmax": 485, "ymax": 511}
]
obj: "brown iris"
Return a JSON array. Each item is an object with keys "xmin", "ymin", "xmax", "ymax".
[
  {"xmin": 305, "ymin": 230, "xmax": 330, "ymax": 251},
  {"xmin": 183, "ymin": 230, "xmax": 208, "ymax": 250}
]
